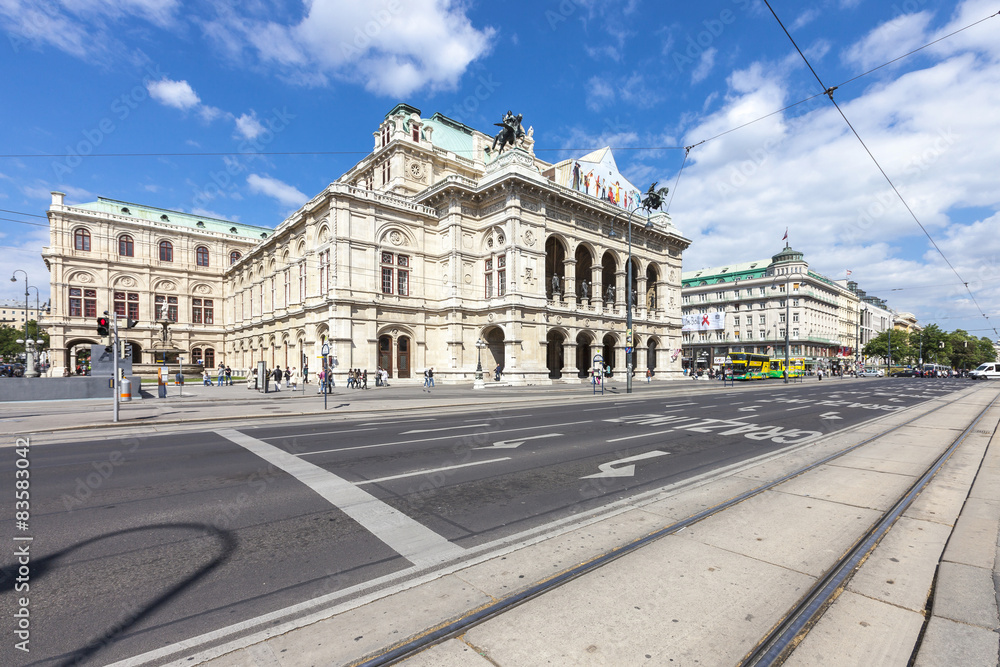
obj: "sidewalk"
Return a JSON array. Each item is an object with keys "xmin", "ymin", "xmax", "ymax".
[
  {"xmin": 0, "ymin": 375, "xmax": 758, "ymax": 438},
  {"xmin": 180, "ymin": 382, "xmax": 1000, "ymax": 667}
]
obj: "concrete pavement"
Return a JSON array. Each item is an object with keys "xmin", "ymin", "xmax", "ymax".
[{"xmin": 10, "ymin": 377, "xmax": 996, "ymax": 666}]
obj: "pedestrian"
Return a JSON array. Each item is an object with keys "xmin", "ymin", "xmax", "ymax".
[
  {"xmin": 216, "ymin": 363, "xmax": 225, "ymax": 386},
  {"xmin": 494, "ymin": 364, "xmax": 501, "ymax": 382},
  {"xmin": 273, "ymin": 365, "xmax": 283, "ymax": 391},
  {"xmin": 361, "ymin": 369, "xmax": 368, "ymax": 389},
  {"xmin": 225, "ymin": 365, "xmax": 232, "ymax": 385},
  {"xmin": 288, "ymin": 366, "xmax": 300, "ymax": 390},
  {"xmin": 248, "ymin": 367, "xmax": 257, "ymax": 389},
  {"xmin": 380, "ymin": 367, "xmax": 389, "ymax": 387},
  {"xmin": 347, "ymin": 369, "xmax": 355, "ymax": 389},
  {"xmin": 303, "ymin": 363, "xmax": 309, "ymax": 385},
  {"xmin": 646, "ymin": 367, "xmax": 652, "ymax": 383},
  {"xmin": 428, "ymin": 367, "xmax": 435, "ymax": 388},
  {"xmin": 203, "ymin": 369, "xmax": 212, "ymax": 386},
  {"xmin": 423, "ymin": 368, "xmax": 429, "ymax": 390},
  {"xmin": 817, "ymin": 368, "xmax": 823, "ymax": 381},
  {"xmin": 317, "ymin": 369, "xmax": 325, "ymax": 394}
]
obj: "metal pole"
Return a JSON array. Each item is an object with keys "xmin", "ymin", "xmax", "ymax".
[
  {"xmin": 784, "ymin": 276, "xmax": 790, "ymax": 383},
  {"xmin": 626, "ymin": 208, "xmax": 634, "ymax": 395},
  {"xmin": 112, "ymin": 313, "xmax": 119, "ymax": 423}
]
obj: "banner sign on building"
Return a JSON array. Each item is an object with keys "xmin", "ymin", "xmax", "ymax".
[{"xmin": 682, "ymin": 312, "xmax": 725, "ymax": 332}]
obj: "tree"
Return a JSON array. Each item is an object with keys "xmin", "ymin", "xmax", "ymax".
[
  {"xmin": 0, "ymin": 321, "xmax": 49, "ymax": 363},
  {"xmin": 862, "ymin": 329, "xmax": 910, "ymax": 366}
]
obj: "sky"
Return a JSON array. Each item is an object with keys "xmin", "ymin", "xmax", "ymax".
[{"xmin": 1, "ymin": 0, "xmax": 998, "ymax": 340}]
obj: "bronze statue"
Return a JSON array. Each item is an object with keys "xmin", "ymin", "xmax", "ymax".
[
  {"xmin": 640, "ymin": 182, "xmax": 670, "ymax": 212},
  {"xmin": 490, "ymin": 110, "xmax": 525, "ymax": 154}
]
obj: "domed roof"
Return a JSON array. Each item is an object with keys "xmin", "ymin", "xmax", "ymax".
[{"xmin": 771, "ymin": 243, "xmax": 804, "ymax": 264}]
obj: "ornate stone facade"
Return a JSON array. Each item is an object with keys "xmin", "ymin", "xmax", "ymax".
[{"xmin": 43, "ymin": 105, "xmax": 692, "ymax": 384}]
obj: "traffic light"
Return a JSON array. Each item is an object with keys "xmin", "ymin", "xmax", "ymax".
[
  {"xmin": 96, "ymin": 316, "xmax": 109, "ymax": 336},
  {"xmin": 126, "ymin": 318, "xmax": 139, "ymax": 329},
  {"xmin": 119, "ymin": 340, "xmax": 132, "ymax": 359}
]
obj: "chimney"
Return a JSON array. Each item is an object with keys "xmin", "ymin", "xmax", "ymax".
[{"xmin": 51, "ymin": 191, "xmax": 65, "ymax": 206}]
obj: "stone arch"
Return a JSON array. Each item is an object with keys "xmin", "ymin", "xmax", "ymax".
[
  {"xmin": 545, "ymin": 235, "xmax": 568, "ymax": 299},
  {"xmin": 574, "ymin": 243, "xmax": 595, "ymax": 302},
  {"xmin": 482, "ymin": 325, "xmax": 506, "ymax": 374},
  {"xmin": 378, "ymin": 225, "xmax": 415, "ymax": 249},
  {"xmin": 575, "ymin": 330, "xmax": 596, "ymax": 378},
  {"xmin": 600, "ymin": 251, "xmax": 618, "ymax": 303},
  {"xmin": 602, "ymin": 332, "xmax": 619, "ymax": 373}
]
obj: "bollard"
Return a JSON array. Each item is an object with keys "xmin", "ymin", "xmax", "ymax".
[{"xmin": 119, "ymin": 377, "xmax": 132, "ymax": 402}]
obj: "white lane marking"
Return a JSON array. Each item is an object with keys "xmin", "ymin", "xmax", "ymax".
[
  {"xmin": 583, "ymin": 406, "xmax": 627, "ymax": 411},
  {"xmin": 607, "ymin": 429, "xmax": 677, "ymax": 443},
  {"xmin": 581, "ymin": 450, "xmax": 670, "ymax": 479},
  {"xmin": 359, "ymin": 418, "xmax": 436, "ymax": 426},
  {"xmin": 700, "ymin": 405, "xmax": 717, "ymax": 409},
  {"xmin": 215, "ymin": 429, "xmax": 462, "ymax": 567},
  {"xmin": 302, "ymin": 420, "xmax": 594, "ymax": 456},
  {"xmin": 356, "ymin": 458, "xmax": 510, "ymax": 486},
  {"xmin": 261, "ymin": 427, "xmax": 376, "ymax": 440},
  {"xmin": 786, "ymin": 406, "xmax": 811, "ymax": 411},
  {"xmin": 663, "ymin": 402, "xmax": 697, "ymax": 408},
  {"xmin": 476, "ymin": 433, "xmax": 562, "ymax": 450},
  {"xmin": 403, "ymin": 423, "xmax": 490, "ymax": 434}
]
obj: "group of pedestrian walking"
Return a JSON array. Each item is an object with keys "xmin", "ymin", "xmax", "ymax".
[
  {"xmin": 347, "ymin": 368, "xmax": 368, "ymax": 389},
  {"xmin": 203, "ymin": 364, "xmax": 234, "ymax": 385},
  {"xmin": 423, "ymin": 367, "xmax": 435, "ymax": 391}
]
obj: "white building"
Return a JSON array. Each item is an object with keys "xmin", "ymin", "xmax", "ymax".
[{"xmin": 42, "ymin": 104, "xmax": 692, "ymax": 383}]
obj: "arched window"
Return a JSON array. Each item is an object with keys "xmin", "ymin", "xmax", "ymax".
[
  {"xmin": 74, "ymin": 228, "xmax": 91, "ymax": 251},
  {"xmin": 118, "ymin": 235, "xmax": 134, "ymax": 257},
  {"xmin": 230, "ymin": 251, "xmax": 242, "ymax": 265},
  {"xmin": 196, "ymin": 246, "xmax": 209, "ymax": 267},
  {"xmin": 159, "ymin": 240, "xmax": 173, "ymax": 262}
]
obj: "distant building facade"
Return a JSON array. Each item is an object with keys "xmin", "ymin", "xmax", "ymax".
[
  {"xmin": 42, "ymin": 104, "xmax": 692, "ymax": 383},
  {"xmin": 680, "ymin": 245, "xmax": 868, "ymax": 372}
]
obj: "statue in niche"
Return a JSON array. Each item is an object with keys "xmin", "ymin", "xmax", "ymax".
[
  {"xmin": 551, "ymin": 273, "xmax": 561, "ymax": 297},
  {"xmin": 580, "ymin": 279, "xmax": 589, "ymax": 301},
  {"xmin": 647, "ymin": 287, "xmax": 656, "ymax": 309},
  {"xmin": 605, "ymin": 284, "xmax": 615, "ymax": 304}
]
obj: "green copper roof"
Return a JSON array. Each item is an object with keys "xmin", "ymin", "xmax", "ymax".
[
  {"xmin": 423, "ymin": 112, "xmax": 475, "ymax": 158},
  {"xmin": 73, "ymin": 197, "xmax": 272, "ymax": 240},
  {"xmin": 681, "ymin": 259, "xmax": 771, "ymax": 286}
]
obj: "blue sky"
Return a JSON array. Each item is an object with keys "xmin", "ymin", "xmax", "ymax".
[{"xmin": 1, "ymin": 0, "xmax": 998, "ymax": 341}]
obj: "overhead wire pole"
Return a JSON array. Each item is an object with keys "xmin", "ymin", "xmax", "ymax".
[{"xmin": 112, "ymin": 312, "xmax": 119, "ymax": 423}]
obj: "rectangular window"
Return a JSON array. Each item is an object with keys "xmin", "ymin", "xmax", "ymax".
[
  {"xmin": 381, "ymin": 252, "xmax": 411, "ymax": 297},
  {"xmin": 319, "ymin": 250, "xmax": 329, "ymax": 294},
  {"xmin": 734, "ymin": 316, "xmax": 740, "ymax": 326},
  {"xmin": 760, "ymin": 329, "xmax": 766, "ymax": 339},
  {"xmin": 381, "ymin": 251, "xmax": 394, "ymax": 265},
  {"xmin": 84, "ymin": 289, "xmax": 97, "ymax": 317},
  {"xmin": 382, "ymin": 266, "xmax": 394, "ymax": 294},
  {"xmin": 270, "ymin": 277, "xmax": 275, "ymax": 311},
  {"xmin": 193, "ymin": 298, "xmax": 203, "ymax": 324},
  {"xmin": 69, "ymin": 287, "xmax": 82, "ymax": 317},
  {"xmin": 759, "ymin": 315, "xmax": 766, "ymax": 325},
  {"xmin": 397, "ymin": 270, "xmax": 408, "ymax": 296},
  {"xmin": 779, "ymin": 313, "xmax": 786, "ymax": 322},
  {"xmin": 298, "ymin": 262, "xmax": 306, "ymax": 302},
  {"xmin": 114, "ymin": 291, "xmax": 139, "ymax": 319},
  {"xmin": 497, "ymin": 269, "xmax": 506, "ymax": 296},
  {"xmin": 204, "ymin": 299, "xmax": 213, "ymax": 324},
  {"xmin": 155, "ymin": 295, "xmax": 178, "ymax": 322},
  {"xmin": 792, "ymin": 313, "xmax": 799, "ymax": 322},
  {"xmin": 793, "ymin": 328, "xmax": 800, "ymax": 337},
  {"xmin": 284, "ymin": 270, "xmax": 290, "ymax": 307},
  {"xmin": 485, "ymin": 272, "xmax": 494, "ymax": 298}
]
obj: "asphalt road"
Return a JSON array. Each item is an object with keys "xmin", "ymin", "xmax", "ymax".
[{"xmin": 0, "ymin": 378, "xmax": 970, "ymax": 666}]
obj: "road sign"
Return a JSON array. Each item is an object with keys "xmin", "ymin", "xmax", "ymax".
[{"xmin": 321, "ymin": 343, "xmax": 330, "ymax": 356}]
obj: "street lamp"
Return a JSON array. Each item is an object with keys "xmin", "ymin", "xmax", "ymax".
[
  {"xmin": 474, "ymin": 338, "xmax": 486, "ymax": 389},
  {"xmin": 10, "ymin": 270, "xmax": 37, "ymax": 378}
]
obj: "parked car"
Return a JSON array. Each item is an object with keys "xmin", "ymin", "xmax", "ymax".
[
  {"xmin": 891, "ymin": 369, "xmax": 917, "ymax": 377},
  {"xmin": 858, "ymin": 369, "xmax": 881, "ymax": 377}
]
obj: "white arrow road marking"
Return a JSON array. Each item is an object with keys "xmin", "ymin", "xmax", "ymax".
[
  {"xmin": 820, "ymin": 411, "xmax": 843, "ymax": 420},
  {"xmin": 738, "ymin": 405, "xmax": 761, "ymax": 412},
  {"xmin": 356, "ymin": 458, "xmax": 510, "ymax": 485},
  {"xmin": 216, "ymin": 429, "xmax": 463, "ymax": 567},
  {"xmin": 402, "ymin": 423, "xmax": 490, "ymax": 434},
  {"xmin": 581, "ymin": 450, "xmax": 670, "ymax": 479},
  {"xmin": 476, "ymin": 433, "xmax": 562, "ymax": 449}
]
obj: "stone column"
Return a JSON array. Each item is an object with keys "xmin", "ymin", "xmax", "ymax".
[
  {"xmin": 615, "ymin": 270, "xmax": 626, "ymax": 309},
  {"xmin": 563, "ymin": 258, "xmax": 576, "ymax": 304},
  {"xmin": 561, "ymin": 341, "xmax": 577, "ymax": 378}
]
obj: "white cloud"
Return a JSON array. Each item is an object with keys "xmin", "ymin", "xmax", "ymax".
[
  {"xmin": 585, "ymin": 77, "xmax": 615, "ymax": 111},
  {"xmin": 201, "ymin": 0, "xmax": 495, "ymax": 97},
  {"xmin": 247, "ymin": 174, "xmax": 306, "ymax": 207},
  {"xmin": 234, "ymin": 112, "xmax": 265, "ymax": 141},
  {"xmin": 691, "ymin": 47, "xmax": 716, "ymax": 84},
  {"xmin": 0, "ymin": 0, "xmax": 178, "ymax": 62},
  {"xmin": 147, "ymin": 78, "xmax": 201, "ymax": 110},
  {"xmin": 842, "ymin": 11, "xmax": 935, "ymax": 71},
  {"xmin": 666, "ymin": 2, "xmax": 1000, "ymax": 334}
]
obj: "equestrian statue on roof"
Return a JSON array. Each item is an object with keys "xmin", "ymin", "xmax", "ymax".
[{"xmin": 490, "ymin": 110, "xmax": 525, "ymax": 154}]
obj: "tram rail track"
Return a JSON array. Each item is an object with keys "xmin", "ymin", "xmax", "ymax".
[{"xmin": 355, "ymin": 383, "xmax": 998, "ymax": 666}]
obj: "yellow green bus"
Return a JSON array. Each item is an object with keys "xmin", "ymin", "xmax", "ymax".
[
  {"xmin": 766, "ymin": 358, "xmax": 805, "ymax": 379},
  {"xmin": 726, "ymin": 353, "xmax": 769, "ymax": 380}
]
